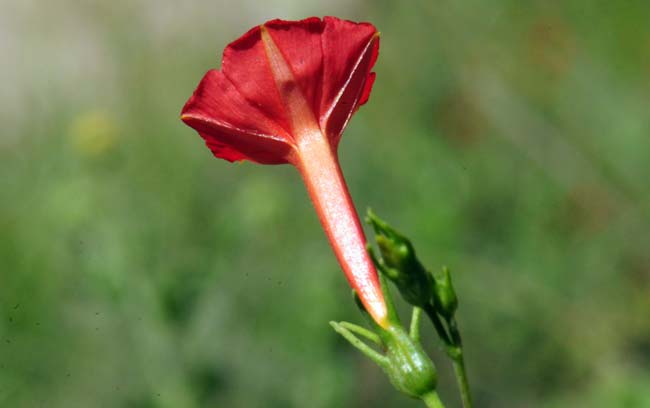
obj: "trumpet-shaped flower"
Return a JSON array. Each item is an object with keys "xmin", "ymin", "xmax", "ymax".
[{"xmin": 181, "ymin": 16, "xmax": 387, "ymax": 325}]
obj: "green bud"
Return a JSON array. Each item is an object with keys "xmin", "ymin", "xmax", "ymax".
[
  {"xmin": 381, "ymin": 324, "xmax": 438, "ymax": 398},
  {"xmin": 348, "ymin": 290, "xmax": 438, "ymax": 399},
  {"xmin": 366, "ymin": 209, "xmax": 434, "ymax": 308},
  {"xmin": 432, "ymin": 266, "xmax": 458, "ymax": 319},
  {"xmin": 353, "ymin": 292, "xmax": 438, "ymax": 398}
]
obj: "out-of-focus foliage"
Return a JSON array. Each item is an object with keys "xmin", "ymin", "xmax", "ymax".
[{"xmin": 2, "ymin": 1, "xmax": 649, "ymax": 407}]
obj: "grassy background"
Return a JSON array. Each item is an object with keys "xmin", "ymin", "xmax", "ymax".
[{"xmin": 2, "ymin": 0, "xmax": 649, "ymax": 406}]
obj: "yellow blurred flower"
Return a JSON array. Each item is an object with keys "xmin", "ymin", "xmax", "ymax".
[{"xmin": 68, "ymin": 110, "xmax": 118, "ymax": 156}]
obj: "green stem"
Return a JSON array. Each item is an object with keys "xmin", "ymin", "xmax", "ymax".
[
  {"xmin": 452, "ymin": 352, "xmax": 472, "ymax": 408},
  {"xmin": 421, "ymin": 391, "xmax": 446, "ymax": 408},
  {"xmin": 448, "ymin": 318, "xmax": 472, "ymax": 408},
  {"xmin": 409, "ymin": 307, "xmax": 422, "ymax": 342},
  {"xmin": 423, "ymin": 305, "xmax": 473, "ymax": 408},
  {"xmin": 448, "ymin": 316, "xmax": 462, "ymax": 347},
  {"xmin": 423, "ymin": 304, "xmax": 452, "ymax": 346}
]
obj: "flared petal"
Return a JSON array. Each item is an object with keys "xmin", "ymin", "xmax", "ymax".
[
  {"xmin": 319, "ymin": 17, "xmax": 379, "ymax": 145},
  {"xmin": 263, "ymin": 18, "xmax": 324, "ymax": 121},
  {"xmin": 261, "ymin": 17, "xmax": 379, "ymax": 145},
  {"xmin": 181, "ymin": 69, "xmax": 294, "ymax": 164},
  {"xmin": 181, "ymin": 17, "xmax": 379, "ymax": 163},
  {"xmin": 221, "ymin": 26, "xmax": 293, "ymax": 137}
]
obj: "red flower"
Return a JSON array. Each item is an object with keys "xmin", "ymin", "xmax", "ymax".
[{"xmin": 181, "ymin": 16, "xmax": 387, "ymax": 326}]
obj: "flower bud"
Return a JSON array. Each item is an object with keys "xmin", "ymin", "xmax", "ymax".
[
  {"xmin": 353, "ymin": 291, "xmax": 437, "ymax": 399},
  {"xmin": 366, "ymin": 209, "xmax": 433, "ymax": 308},
  {"xmin": 381, "ymin": 324, "xmax": 438, "ymax": 398}
]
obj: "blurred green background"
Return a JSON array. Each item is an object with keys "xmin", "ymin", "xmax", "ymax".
[{"xmin": 2, "ymin": 0, "xmax": 650, "ymax": 407}]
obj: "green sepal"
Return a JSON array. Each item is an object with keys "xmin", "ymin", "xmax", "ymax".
[{"xmin": 329, "ymin": 321, "xmax": 388, "ymax": 367}]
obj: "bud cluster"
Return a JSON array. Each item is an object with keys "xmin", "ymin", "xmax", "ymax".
[
  {"xmin": 331, "ymin": 210, "xmax": 471, "ymax": 408},
  {"xmin": 366, "ymin": 209, "xmax": 458, "ymax": 321}
]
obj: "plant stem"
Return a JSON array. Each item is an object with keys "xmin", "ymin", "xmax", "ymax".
[
  {"xmin": 421, "ymin": 391, "xmax": 446, "ymax": 408},
  {"xmin": 448, "ymin": 318, "xmax": 472, "ymax": 408},
  {"xmin": 448, "ymin": 316, "xmax": 462, "ymax": 347},
  {"xmin": 409, "ymin": 307, "xmax": 422, "ymax": 342},
  {"xmin": 422, "ymin": 304, "xmax": 473, "ymax": 408},
  {"xmin": 423, "ymin": 303, "xmax": 452, "ymax": 346},
  {"xmin": 452, "ymin": 351, "xmax": 472, "ymax": 408}
]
